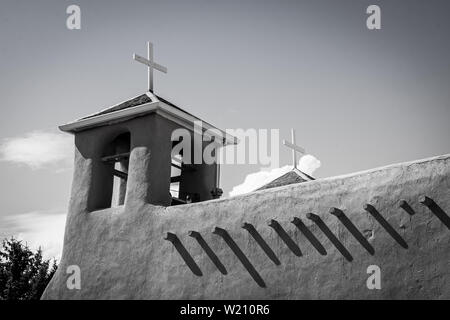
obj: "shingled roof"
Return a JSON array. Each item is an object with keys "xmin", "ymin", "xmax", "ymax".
[
  {"xmin": 81, "ymin": 94, "xmax": 153, "ymax": 119},
  {"xmin": 59, "ymin": 91, "xmax": 238, "ymax": 145},
  {"xmin": 81, "ymin": 92, "xmax": 201, "ymax": 121},
  {"xmin": 257, "ymin": 168, "xmax": 314, "ymax": 191}
]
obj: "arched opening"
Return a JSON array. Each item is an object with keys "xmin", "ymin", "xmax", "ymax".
[{"xmin": 101, "ymin": 132, "xmax": 131, "ymax": 207}]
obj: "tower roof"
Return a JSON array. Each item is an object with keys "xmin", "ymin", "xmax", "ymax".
[{"xmin": 59, "ymin": 92, "xmax": 237, "ymax": 145}]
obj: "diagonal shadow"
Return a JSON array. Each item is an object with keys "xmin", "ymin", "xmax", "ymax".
[
  {"xmin": 398, "ymin": 200, "xmax": 416, "ymax": 216},
  {"xmin": 188, "ymin": 231, "xmax": 227, "ymax": 275},
  {"xmin": 363, "ymin": 204, "xmax": 408, "ymax": 249},
  {"xmin": 212, "ymin": 227, "xmax": 266, "ymax": 288},
  {"xmin": 290, "ymin": 217, "xmax": 327, "ymax": 255},
  {"xmin": 419, "ymin": 196, "xmax": 450, "ymax": 230},
  {"xmin": 241, "ymin": 222, "xmax": 281, "ymax": 266},
  {"xmin": 267, "ymin": 219, "xmax": 302, "ymax": 257},
  {"xmin": 306, "ymin": 213, "xmax": 353, "ymax": 262},
  {"xmin": 164, "ymin": 232, "xmax": 203, "ymax": 276},
  {"xmin": 329, "ymin": 208, "xmax": 375, "ymax": 255}
]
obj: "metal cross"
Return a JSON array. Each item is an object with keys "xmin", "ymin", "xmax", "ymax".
[
  {"xmin": 133, "ymin": 41, "xmax": 167, "ymax": 92},
  {"xmin": 283, "ymin": 129, "xmax": 306, "ymax": 169}
]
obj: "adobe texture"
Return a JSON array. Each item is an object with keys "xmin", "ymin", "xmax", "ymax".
[{"xmin": 42, "ymin": 154, "xmax": 450, "ymax": 299}]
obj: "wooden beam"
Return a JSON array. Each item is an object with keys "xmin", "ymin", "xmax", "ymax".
[
  {"xmin": 171, "ymin": 197, "xmax": 187, "ymax": 206},
  {"xmin": 171, "ymin": 162, "xmax": 196, "ymax": 172},
  {"xmin": 101, "ymin": 152, "xmax": 130, "ymax": 163},
  {"xmin": 171, "ymin": 163, "xmax": 183, "ymax": 170},
  {"xmin": 113, "ymin": 169, "xmax": 128, "ymax": 180},
  {"xmin": 170, "ymin": 176, "xmax": 181, "ymax": 183}
]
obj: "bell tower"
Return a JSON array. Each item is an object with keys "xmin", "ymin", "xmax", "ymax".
[
  {"xmin": 60, "ymin": 91, "xmax": 236, "ymax": 211},
  {"xmin": 59, "ymin": 42, "xmax": 236, "ymax": 212}
]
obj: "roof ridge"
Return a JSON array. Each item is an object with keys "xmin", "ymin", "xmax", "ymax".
[{"xmin": 80, "ymin": 93, "xmax": 152, "ymax": 120}]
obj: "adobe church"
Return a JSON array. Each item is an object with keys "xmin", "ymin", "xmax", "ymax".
[{"xmin": 42, "ymin": 42, "xmax": 450, "ymax": 299}]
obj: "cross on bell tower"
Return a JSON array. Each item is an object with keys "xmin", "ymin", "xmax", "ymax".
[{"xmin": 133, "ymin": 41, "xmax": 167, "ymax": 92}]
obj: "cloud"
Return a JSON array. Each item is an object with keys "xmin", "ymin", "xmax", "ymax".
[
  {"xmin": 298, "ymin": 154, "xmax": 321, "ymax": 176},
  {"xmin": 229, "ymin": 154, "xmax": 321, "ymax": 196},
  {"xmin": 0, "ymin": 209, "xmax": 66, "ymax": 261},
  {"xmin": 0, "ymin": 131, "xmax": 73, "ymax": 170}
]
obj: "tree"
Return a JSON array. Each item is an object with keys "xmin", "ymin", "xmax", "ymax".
[{"xmin": 0, "ymin": 237, "xmax": 57, "ymax": 300}]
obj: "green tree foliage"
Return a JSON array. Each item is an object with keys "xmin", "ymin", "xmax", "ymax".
[{"xmin": 0, "ymin": 237, "xmax": 57, "ymax": 300}]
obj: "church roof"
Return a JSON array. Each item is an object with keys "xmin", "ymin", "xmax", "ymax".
[
  {"xmin": 256, "ymin": 168, "xmax": 314, "ymax": 191},
  {"xmin": 59, "ymin": 92, "xmax": 237, "ymax": 145}
]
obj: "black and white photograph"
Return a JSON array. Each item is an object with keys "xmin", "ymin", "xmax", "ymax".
[{"xmin": 0, "ymin": 0, "xmax": 449, "ymax": 313}]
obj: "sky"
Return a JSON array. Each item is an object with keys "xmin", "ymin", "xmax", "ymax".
[{"xmin": 0, "ymin": 0, "xmax": 449, "ymax": 259}]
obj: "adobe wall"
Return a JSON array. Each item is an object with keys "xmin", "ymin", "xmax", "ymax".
[{"xmin": 42, "ymin": 154, "xmax": 450, "ymax": 299}]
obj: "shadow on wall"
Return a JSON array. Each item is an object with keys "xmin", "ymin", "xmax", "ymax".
[
  {"xmin": 420, "ymin": 196, "xmax": 450, "ymax": 230},
  {"xmin": 329, "ymin": 207, "xmax": 375, "ymax": 255},
  {"xmin": 164, "ymin": 232, "xmax": 203, "ymax": 276},
  {"xmin": 306, "ymin": 212, "xmax": 353, "ymax": 262},
  {"xmin": 363, "ymin": 204, "xmax": 408, "ymax": 249},
  {"xmin": 163, "ymin": 195, "xmax": 450, "ymax": 288},
  {"xmin": 291, "ymin": 217, "xmax": 327, "ymax": 255},
  {"xmin": 242, "ymin": 222, "xmax": 281, "ymax": 266},
  {"xmin": 267, "ymin": 219, "xmax": 302, "ymax": 257},
  {"xmin": 188, "ymin": 231, "xmax": 227, "ymax": 275},
  {"xmin": 212, "ymin": 227, "xmax": 266, "ymax": 288}
]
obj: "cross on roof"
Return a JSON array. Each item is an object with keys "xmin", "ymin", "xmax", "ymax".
[
  {"xmin": 283, "ymin": 129, "xmax": 306, "ymax": 169},
  {"xmin": 133, "ymin": 41, "xmax": 167, "ymax": 92}
]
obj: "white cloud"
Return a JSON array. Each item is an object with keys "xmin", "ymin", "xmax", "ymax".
[
  {"xmin": 0, "ymin": 209, "xmax": 66, "ymax": 261},
  {"xmin": 298, "ymin": 154, "xmax": 321, "ymax": 176},
  {"xmin": 229, "ymin": 154, "xmax": 321, "ymax": 196},
  {"xmin": 0, "ymin": 131, "xmax": 73, "ymax": 170}
]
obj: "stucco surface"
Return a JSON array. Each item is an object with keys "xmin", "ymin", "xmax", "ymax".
[{"xmin": 42, "ymin": 154, "xmax": 450, "ymax": 299}]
